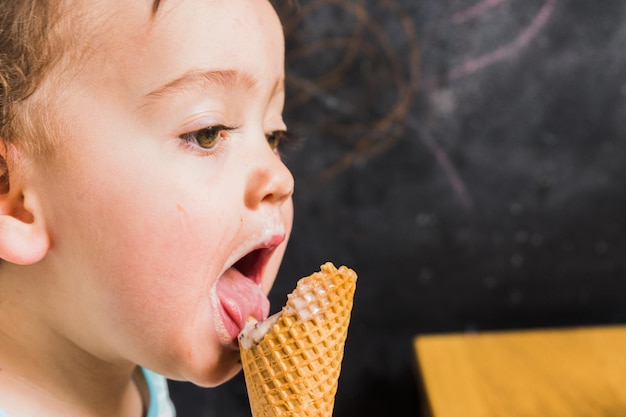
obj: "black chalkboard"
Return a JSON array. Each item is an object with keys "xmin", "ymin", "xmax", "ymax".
[{"xmin": 170, "ymin": 0, "xmax": 626, "ymax": 415}]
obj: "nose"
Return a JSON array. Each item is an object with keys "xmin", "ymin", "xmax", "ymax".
[{"xmin": 244, "ymin": 142, "xmax": 294, "ymax": 209}]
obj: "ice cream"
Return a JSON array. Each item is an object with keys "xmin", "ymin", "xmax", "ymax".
[{"xmin": 238, "ymin": 262, "xmax": 357, "ymax": 417}]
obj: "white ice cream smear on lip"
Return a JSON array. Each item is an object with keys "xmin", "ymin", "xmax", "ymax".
[{"xmin": 238, "ymin": 275, "xmax": 334, "ymax": 350}]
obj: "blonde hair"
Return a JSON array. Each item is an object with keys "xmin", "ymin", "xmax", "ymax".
[
  {"xmin": 0, "ymin": 0, "xmax": 90, "ymax": 196},
  {"xmin": 0, "ymin": 1, "xmax": 64, "ymax": 144}
]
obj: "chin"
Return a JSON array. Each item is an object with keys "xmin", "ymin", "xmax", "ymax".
[{"xmin": 175, "ymin": 348, "xmax": 243, "ymax": 388}]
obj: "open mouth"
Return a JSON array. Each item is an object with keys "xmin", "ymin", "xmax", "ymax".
[
  {"xmin": 214, "ymin": 235, "xmax": 285, "ymax": 343},
  {"xmin": 215, "ymin": 247, "xmax": 277, "ymax": 342},
  {"xmin": 232, "ymin": 248, "xmax": 272, "ymax": 284}
]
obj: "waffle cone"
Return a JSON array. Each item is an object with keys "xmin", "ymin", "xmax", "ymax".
[{"xmin": 239, "ymin": 262, "xmax": 357, "ymax": 417}]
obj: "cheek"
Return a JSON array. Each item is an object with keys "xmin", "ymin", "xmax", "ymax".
[
  {"xmin": 75, "ymin": 184, "xmax": 235, "ymax": 360},
  {"xmin": 93, "ymin": 194, "xmax": 224, "ymax": 304},
  {"xmin": 42, "ymin": 146, "xmax": 231, "ymax": 322}
]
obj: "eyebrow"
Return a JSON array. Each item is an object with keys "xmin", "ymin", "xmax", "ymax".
[{"xmin": 144, "ymin": 69, "xmax": 260, "ymax": 101}]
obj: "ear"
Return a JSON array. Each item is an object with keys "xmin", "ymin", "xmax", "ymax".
[{"xmin": 0, "ymin": 143, "xmax": 50, "ymax": 265}]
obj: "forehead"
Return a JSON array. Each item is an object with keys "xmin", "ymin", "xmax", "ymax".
[{"xmin": 61, "ymin": 0, "xmax": 284, "ymax": 97}]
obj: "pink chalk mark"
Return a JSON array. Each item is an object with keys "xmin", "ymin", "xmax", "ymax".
[
  {"xmin": 453, "ymin": 0, "xmax": 504, "ymax": 24},
  {"xmin": 450, "ymin": 0, "xmax": 557, "ymax": 80},
  {"xmin": 408, "ymin": 119, "xmax": 473, "ymax": 210}
]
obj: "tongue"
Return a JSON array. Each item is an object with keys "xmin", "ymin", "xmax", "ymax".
[{"xmin": 216, "ymin": 270, "xmax": 270, "ymax": 332}]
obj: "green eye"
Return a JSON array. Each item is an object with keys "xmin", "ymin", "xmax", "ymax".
[
  {"xmin": 180, "ymin": 125, "xmax": 234, "ymax": 150},
  {"xmin": 266, "ymin": 130, "xmax": 302, "ymax": 154},
  {"xmin": 194, "ymin": 127, "xmax": 221, "ymax": 149},
  {"xmin": 266, "ymin": 131, "xmax": 282, "ymax": 150}
]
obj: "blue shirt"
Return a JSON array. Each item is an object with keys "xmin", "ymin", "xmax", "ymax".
[
  {"xmin": 0, "ymin": 368, "xmax": 176, "ymax": 417},
  {"xmin": 143, "ymin": 368, "xmax": 177, "ymax": 417}
]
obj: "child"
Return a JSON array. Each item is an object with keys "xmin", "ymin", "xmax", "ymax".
[{"xmin": 0, "ymin": 0, "xmax": 295, "ymax": 415}]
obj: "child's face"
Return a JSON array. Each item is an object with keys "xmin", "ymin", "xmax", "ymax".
[{"xmin": 28, "ymin": 0, "xmax": 293, "ymax": 385}]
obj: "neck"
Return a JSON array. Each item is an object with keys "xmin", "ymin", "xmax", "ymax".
[{"xmin": 0, "ymin": 271, "xmax": 144, "ymax": 417}]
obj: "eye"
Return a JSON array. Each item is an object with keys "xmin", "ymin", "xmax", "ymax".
[
  {"xmin": 266, "ymin": 130, "xmax": 303, "ymax": 154},
  {"xmin": 180, "ymin": 125, "xmax": 235, "ymax": 150}
]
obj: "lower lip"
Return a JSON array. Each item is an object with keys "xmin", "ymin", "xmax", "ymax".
[{"xmin": 218, "ymin": 301, "xmax": 243, "ymax": 344}]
